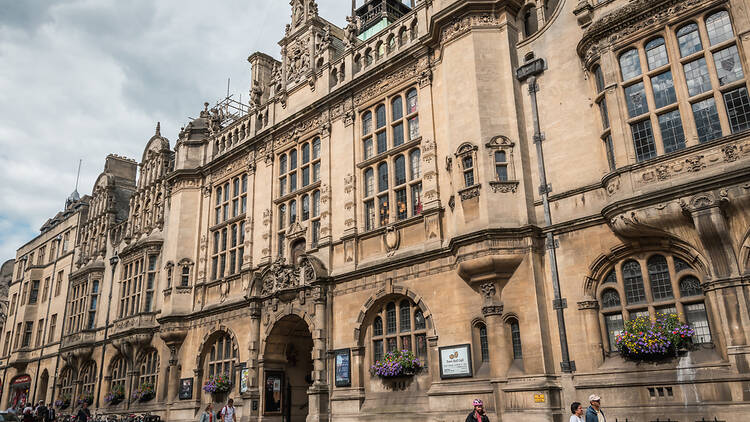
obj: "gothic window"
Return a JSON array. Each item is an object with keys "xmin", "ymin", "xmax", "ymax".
[
  {"xmin": 111, "ymin": 356, "xmax": 127, "ymax": 392},
  {"xmin": 81, "ymin": 361, "xmax": 97, "ymax": 397},
  {"xmin": 88, "ymin": 279, "xmax": 99, "ymax": 329},
  {"xmin": 212, "ymin": 221, "xmax": 244, "ymax": 280},
  {"xmin": 120, "ymin": 257, "xmax": 143, "ymax": 318},
  {"xmin": 180, "ymin": 265, "xmax": 190, "ymax": 287},
  {"xmin": 360, "ymin": 88, "xmax": 422, "ymax": 231},
  {"xmin": 456, "ymin": 143, "xmax": 478, "ymax": 188},
  {"xmin": 597, "ymin": 253, "xmax": 713, "ymax": 351},
  {"xmin": 139, "ymin": 349, "xmax": 159, "ymax": 391},
  {"xmin": 509, "ymin": 318, "xmax": 523, "ymax": 359},
  {"xmin": 478, "ymin": 323, "xmax": 489, "ymax": 362},
  {"xmin": 207, "ymin": 333, "xmax": 237, "ymax": 382},
  {"xmin": 60, "ymin": 367, "xmax": 75, "ymax": 401},
  {"xmin": 214, "ymin": 175, "xmax": 248, "ymax": 225},
  {"xmin": 522, "ymin": 5, "xmax": 538, "ymax": 38},
  {"xmin": 369, "ymin": 298, "xmax": 428, "ymax": 367},
  {"xmin": 604, "ymin": 9, "xmax": 748, "ymax": 165},
  {"xmin": 68, "ymin": 277, "xmax": 89, "ymax": 333}
]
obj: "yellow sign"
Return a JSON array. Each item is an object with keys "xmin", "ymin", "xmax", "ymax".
[{"xmin": 534, "ymin": 393, "xmax": 545, "ymax": 403}]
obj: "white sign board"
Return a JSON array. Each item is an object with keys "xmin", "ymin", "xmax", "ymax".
[{"xmin": 439, "ymin": 344, "xmax": 473, "ymax": 379}]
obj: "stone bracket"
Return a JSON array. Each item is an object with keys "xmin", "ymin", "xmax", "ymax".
[{"xmin": 552, "ymin": 298, "xmax": 567, "ymax": 310}]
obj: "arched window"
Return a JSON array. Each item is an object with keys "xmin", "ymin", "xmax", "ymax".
[
  {"xmin": 593, "ymin": 65, "xmax": 605, "ymax": 93},
  {"xmin": 479, "ymin": 323, "xmax": 489, "ymax": 362},
  {"xmin": 139, "ymin": 349, "xmax": 159, "ymax": 391},
  {"xmin": 302, "ymin": 194, "xmax": 310, "ymax": 221},
  {"xmin": 394, "ymin": 155, "xmax": 406, "ymax": 186},
  {"xmin": 619, "ymin": 48, "xmax": 642, "ymax": 81},
  {"xmin": 645, "ymin": 37, "xmax": 669, "ymax": 70},
  {"xmin": 362, "ymin": 111, "xmax": 372, "ymax": 136},
  {"xmin": 377, "ymin": 162, "xmax": 389, "ymax": 193},
  {"xmin": 376, "ymin": 105, "xmax": 387, "ymax": 153},
  {"xmin": 677, "ymin": 23, "xmax": 702, "ymax": 58},
  {"xmin": 523, "ymin": 6, "xmax": 538, "ymax": 37},
  {"xmin": 647, "ymin": 255, "xmax": 674, "ymax": 300},
  {"xmin": 495, "ymin": 151, "xmax": 508, "ymax": 181},
  {"xmin": 705, "ymin": 10, "xmax": 733, "ymax": 46},
  {"xmin": 601, "ymin": 289, "xmax": 621, "ymax": 309},
  {"xmin": 509, "ymin": 318, "xmax": 523, "ymax": 359},
  {"xmin": 409, "ymin": 149, "xmax": 421, "ymax": 180},
  {"xmin": 370, "ymin": 298, "xmax": 428, "ymax": 366},
  {"xmin": 207, "ymin": 333, "xmax": 237, "ymax": 380},
  {"xmin": 60, "ymin": 367, "xmax": 75, "ymax": 402},
  {"xmin": 598, "ymin": 253, "xmax": 713, "ymax": 351},
  {"xmin": 80, "ymin": 361, "xmax": 97, "ymax": 397},
  {"xmin": 622, "ymin": 260, "xmax": 646, "ymax": 304},
  {"xmin": 111, "ymin": 356, "xmax": 127, "ymax": 392},
  {"xmin": 392, "ymin": 96, "xmax": 403, "ymax": 121},
  {"xmin": 289, "ymin": 199, "xmax": 297, "ymax": 224}
]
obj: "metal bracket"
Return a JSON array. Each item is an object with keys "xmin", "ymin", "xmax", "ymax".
[
  {"xmin": 552, "ymin": 298, "xmax": 567, "ymax": 309},
  {"xmin": 561, "ymin": 360, "xmax": 576, "ymax": 373},
  {"xmin": 538, "ymin": 183, "xmax": 552, "ymax": 195},
  {"xmin": 533, "ymin": 132, "xmax": 545, "ymax": 143},
  {"xmin": 545, "ymin": 238, "xmax": 559, "ymax": 250}
]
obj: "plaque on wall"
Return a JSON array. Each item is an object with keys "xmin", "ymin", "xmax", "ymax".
[
  {"xmin": 438, "ymin": 344, "xmax": 473, "ymax": 379},
  {"xmin": 179, "ymin": 377, "xmax": 193, "ymax": 400},
  {"xmin": 333, "ymin": 349, "xmax": 351, "ymax": 387},
  {"xmin": 264, "ymin": 371, "xmax": 283, "ymax": 413}
]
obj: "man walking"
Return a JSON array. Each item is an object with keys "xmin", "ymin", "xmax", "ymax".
[
  {"xmin": 220, "ymin": 398, "xmax": 236, "ymax": 422},
  {"xmin": 34, "ymin": 401, "xmax": 48, "ymax": 422},
  {"xmin": 585, "ymin": 394, "xmax": 606, "ymax": 422},
  {"xmin": 465, "ymin": 399, "xmax": 489, "ymax": 422}
]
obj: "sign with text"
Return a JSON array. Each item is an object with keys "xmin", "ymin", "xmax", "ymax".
[
  {"xmin": 439, "ymin": 344, "xmax": 473, "ymax": 379},
  {"xmin": 240, "ymin": 368, "xmax": 250, "ymax": 393},
  {"xmin": 334, "ymin": 349, "xmax": 351, "ymax": 387},
  {"xmin": 179, "ymin": 378, "xmax": 193, "ymax": 400}
]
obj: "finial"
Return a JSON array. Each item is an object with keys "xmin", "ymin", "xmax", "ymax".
[
  {"xmin": 204, "ymin": 102, "xmax": 209, "ymax": 111},
  {"xmin": 155, "ymin": 122, "xmax": 161, "ymax": 136}
]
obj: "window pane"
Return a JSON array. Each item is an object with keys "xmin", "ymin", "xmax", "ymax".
[
  {"xmin": 373, "ymin": 316, "xmax": 383, "ymax": 336},
  {"xmin": 619, "ymin": 49, "xmax": 642, "ymax": 80},
  {"xmin": 302, "ymin": 195, "xmax": 310, "ymax": 221},
  {"xmin": 376, "ymin": 105, "xmax": 386, "ymax": 128},
  {"xmin": 598, "ymin": 99, "xmax": 610, "ymax": 129},
  {"xmin": 409, "ymin": 150, "xmax": 421, "ymax": 180},
  {"xmin": 302, "ymin": 167, "xmax": 310, "ymax": 187},
  {"xmin": 605, "ymin": 313, "xmax": 624, "ymax": 350},
  {"xmin": 647, "ymin": 255, "xmax": 674, "ymax": 301},
  {"xmin": 630, "ymin": 120, "xmax": 657, "ymax": 162},
  {"xmin": 622, "ymin": 260, "xmax": 647, "ymax": 304},
  {"xmin": 395, "ymin": 155, "xmax": 406, "ymax": 185},
  {"xmin": 290, "ymin": 171, "xmax": 297, "ymax": 192},
  {"xmin": 278, "ymin": 204, "xmax": 286, "ymax": 229},
  {"xmin": 479, "ymin": 325, "xmax": 489, "ymax": 362},
  {"xmin": 393, "ymin": 123, "xmax": 404, "ymax": 146},
  {"xmin": 302, "ymin": 143, "xmax": 310, "ymax": 164},
  {"xmin": 279, "ymin": 155, "xmax": 287, "ymax": 174},
  {"xmin": 378, "ymin": 163, "xmax": 388, "ymax": 192},
  {"xmin": 604, "ymin": 135, "xmax": 616, "ymax": 171},
  {"xmin": 705, "ymin": 11, "xmax": 733, "ymax": 46},
  {"xmin": 625, "ymin": 82, "xmax": 648, "ymax": 117},
  {"xmin": 312, "ymin": 190, "xmax": 320, "ymax": 217},
  {"xmin": 629, "ymin": 309, "xmax": 649, "ymax": 321},
  {"xmin": 364, "ymin": 168, "xmax": 374, "ymax": 197},
  {"xmin": 713, "ymin": 45, "xmax": 744, "ymax": 86},
  {"xmin": 723, "ymin": 86, "xmax": 750, "ymax": 134},
  {"xmin": 365, "ymin": 200, "xmax": 375, "ymax": 231},
  {"xmin": 408, "ymin": 116, "xmax": 419, "ymax": 140},
  {"xmin": 378, "ymin": 195, "xmax": 389, "ymax": 226},
  {"xmin": 684, "ymin": 58, "xmax": 711, "ymax": 96},
  {"xmin": 692, "ymin": 97, "xmax": 723, "ymax": 142},
  {"xmin": 279, "ymin": 176, "xmax": 286, "ymax": 196},
  {"xmin": 312, "ymin": 138, "xmax": 321, "ymax": 159},
  {"xmin": 386, "ymin": 303, "xmax": 396, "ymax": 334},
  {"xmin": 395, "ymin": 188, "xmax": 407, "ymax": 220},
  {"xmin": 677, "ymin": 23, "xmax": 702, "ymax": 57},
  {"xmin": 399, "ymin": 302, "xmax": 410, "ymax": 332},
  {"xmin": 289, "ymin": 199, "xmax": 297, "ymax": 224},
  {"xmin": 510, "ymin": 320, "xmax": 523, "ymax": 359},
  {"xmin": 601, "ymin": 289, "xmax": 621, "ymax": 309},
  {"xmin": 658, "ymin": 110, "xmax": 686, "ymax": 153},
  {"xmin": 387, "ymin": 337, "xmax": 397, "ymax": 353},
  {"xmin": 362, "ymin": 111, "xmax": 372, "ymax": 135},
  {"xmin": 651, "ymin": 71, "xmax": 677, "ymax": 109},
  {"xmin": 414, "ymin": 310, "xmax": 425, "ymax": 330},
  {"xmin": 377, "ymin": 132, "xmax": 387, "ymax": 154},
  {"xmin": 373, "ymin": 339, "xmax": 383, "ymax": 363},
  {"xmin": 289, "ymin": 150, "xmax": 297, "ymax": 169},
  {"xmin": 594, "ymin": 65, "xmax": 605, "ymax": 93},
  {"xmin": 685, "ymin": 303, "xmax": 712, "ymax": 343},
  {"xmin": 406, "ymin": 89, "xmax": 418, "ymax": 114},
  {"xmin": 415, "ymin": 333, "xmax": 427, "ymax": 361},
  {"xmin": 646, "ymin": 37, "xmax": 669, "ymax": 70},
  {"xmin": 392, "ymin": 96, "xmax": 403, "ymax": 120},
  {"xmin": 363, "ymin": 137, "xmax": 373, "ymax": 159},
  {"xmin": 679, "ymin": 276, "xmax": 702, "ymax": 297},
  {"xmin": 312, "ymin": 162, "xmax": 320, "ymax": 182},
  {"xmin": 411, "ymin": 183, "xmax": 422, "ymax": 216}
]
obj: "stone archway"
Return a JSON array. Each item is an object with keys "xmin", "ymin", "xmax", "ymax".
[
  {"xmin": 262, "ymin": 314, "xmax": 314, "ymax": 422},
  {"xmin": 37, "ymin": 370, "xmax": 49, "ymax": 404}
]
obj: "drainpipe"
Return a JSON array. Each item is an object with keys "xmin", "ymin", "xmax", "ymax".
[
  {"xmin": 95, "ymin": 251, "xmax": 118, "ymax": 409},
  {"xmin": 32, "ymin": 235, "xmax": 62, "ymax": 404},
  {"xmin": 516, "ymin": 58, "xmax": 574, "ymax": 373}
]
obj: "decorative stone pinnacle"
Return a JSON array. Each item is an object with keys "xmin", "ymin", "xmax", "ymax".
[{"xmin": 155, "ymin": 122, "xmax": 161, "ymax": 137}]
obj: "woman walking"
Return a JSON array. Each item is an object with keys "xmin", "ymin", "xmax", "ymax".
[{"xmin": 199, "ymin": 403, "xmax": 214, "ymax": 422}]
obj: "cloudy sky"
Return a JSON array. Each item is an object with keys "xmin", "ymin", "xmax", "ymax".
[{"xmin": 0, "ymin": 0, "xmax": 350, "ymax": 261}]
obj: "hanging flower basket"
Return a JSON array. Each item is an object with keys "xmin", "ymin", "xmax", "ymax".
[
  {"xmin": 616, "ymin": 313, "xmax": 695, "ymax": 362},
  {"xmin": 132, "ymin": 381, "xmax": 156, "ymax": 403},
  {"xmin": 371, "ymin": 350, "xmax": 423, "ymax": 378},
  {"xmin": 55, "ymin": 395, "xmax": 71, "ymax": 410},
  {"xmin": 203, "ymin": 373, "xmax": 232, "ymax": 395},
  {"xmin": 104, "ymin": 385, "xmax": 125, "ymax": 406},
  {"xmin": 77, "ymin": 393, "xmax": 94, "ymax": 406}
]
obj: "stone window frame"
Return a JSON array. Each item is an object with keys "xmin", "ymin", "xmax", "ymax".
[
  {"xmin": 119, "ymin": 251, "xmax": 158, "ymax": 319},
  {"xmin": 357, "ymin": 86, "xmax": 423, "ymax": 233},
  {"xmin": 601, "ymin": 8, "xmax": 748, "ymax": 165},
  {"xmin": 368, "ymin": 296, "xmax": 428, "ymax": 368},
  {"xmin": 485, "ymin": 136, "xmax": 520, "ymax": 193},
  {"xmin": 110, "ymin": 355, "xmax": 128, "ymax": 394},
  {"xmin": 137, "ymin": 348, "xmax": 160, "ymax": 392},
  {"xmin": 177, "ymin": 258, "xmax": 194, "ymax": 288},
  {"xmin": 68, "ymin": 276, "xmax": 90, "ymax": 334},
  {"xmin": 214, "ymin": 174, "xmax": 248, "ymax": 226},
  {"xmin": 596, "ymin": 252, "xmax": 712, "ymax": 353},
  {"xmin": 80, "ymin": 360, "xmax": 97, "ymax": 397},
  {"xmin": 212, "ymin": 220, "xmax": 245, "ymax": 281},
  {"xmin": 206, "ymin": 333, "xmax": 238, "ymax": 380},
  {"xmin": 60, "ymin": 366, "xmax": 75, "ymax": 400},
  {"xmin": 471, "ymin": 318, "xmax": 490, "ymax": 373},
  {"xmin": 455, "ymin": 142, "xmax": 481, "ymax": 200}
]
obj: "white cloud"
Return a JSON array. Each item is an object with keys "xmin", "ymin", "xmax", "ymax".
[{"xmin": 0, "ymin": 0, "xmax": 349, "ymax": 260}]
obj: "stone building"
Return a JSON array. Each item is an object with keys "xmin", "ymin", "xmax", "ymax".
[{"xmin": 2, "ymin": 0, "xmax": 750, "ymax": 420}]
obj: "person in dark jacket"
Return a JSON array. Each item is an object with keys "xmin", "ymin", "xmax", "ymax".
[
  {"xmin": 585, "ymin": 394, "xmax": 606, "ymax": 422},
  {"xmin": 465, "ymin": 399, "xmax": 489, "ymax": 422}
]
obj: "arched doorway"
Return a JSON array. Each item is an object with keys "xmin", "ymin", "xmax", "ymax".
[
  {"xmin": 263, "ymin": 315, "xmax": 313, "ymax": 422},
  {"xmin": 37, "ymin": 370, "xmax": 49, "ymax": 404}
]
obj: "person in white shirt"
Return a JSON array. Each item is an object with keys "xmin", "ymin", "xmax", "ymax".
[
  {"xmin": 569, "ymin": 401, "xmax": 585, "ymax": 422},
  {"xmin": 220, "ymin": 398, "xmax": 236, "ymax": 422}
]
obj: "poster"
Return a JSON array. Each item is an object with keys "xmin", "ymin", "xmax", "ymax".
[
  {"xmin": 438, "ymin": 344, "xmax": 473, "ymax": 379},
  {"xmin": 264, "ymin": 371, "xmax": 283, "ymax": 413},
  {"xmin": 179, "ymin": 377, "xmax": 193, "ymax": 400},
  {"xmin": 334, "ymin": 349, "xmax": 351, "ymax": 387},
  {"xmin": 240, "ymin": 368, "xmax": 250, "ymax": 393}
]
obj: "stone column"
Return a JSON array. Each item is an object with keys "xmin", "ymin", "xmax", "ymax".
[
  {"xmin": 307, "ymin": 285, "xmax": 329, "ymax": 422},
  {"xmin": 160, "ymin": 330, "xmax": 187, "ymax": 404},
  {"xmin": 481, "ymin": 282, "xmax": 511, "ymax": 379},
  {"xmin": 245, "ymin": 301, "xmax": 262, "ymax": 417},
  {"xmin": 577, "ymin": 297, "xmax": 603, "ymax": 369}
]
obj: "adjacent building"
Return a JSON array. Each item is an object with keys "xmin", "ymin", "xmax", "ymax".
[{"xmin": 2, "ymin": 0, "xmax": 750, "ymax": 420}]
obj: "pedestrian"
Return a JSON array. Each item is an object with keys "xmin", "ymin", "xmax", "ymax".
[
  {"xmin": 198, "ymin": 403, "xmax": 214, "ymax": 422},
  {"xmin": 35, "ymin": 401, "xmax": 48, "ymax": 422},
  {"xmin": 220, "ymin": 398, "xmax": 236, "ymax": 422},
  {"xmin": 570, "ymin": 401, "xmax": 584, "ymax": 422},
  {"xmin": 465, "ymin": 399, "xmax": 489, "ymax": 422},
  {"xmin": 75, "ymin": 402, "xmax": 90, "ymax": 422},
  {"xmin": 47, "ymin": 403, "xmax": 56, "ymax": 422},
  {"xmin": 585, "ymin": 394, "xmax": 606, "ymax": 422},
  {"xmin": 22, "ymin": 404, "xmax": 35, "ymax": 422}
]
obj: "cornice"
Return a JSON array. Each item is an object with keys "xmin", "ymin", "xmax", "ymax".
[{"xmin": 577, "ymin": 0, "xmax": 727, "ymax": 67}]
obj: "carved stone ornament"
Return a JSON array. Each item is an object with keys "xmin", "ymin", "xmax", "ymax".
[
  {"xmin": 489, "ymin": 181, "xmax": 518, "ymax": 193},
  {"xmin": 481, "ymin": 304, "xmax": 503, "ymax": 317},
  {"xmin": 480, "ymin": 282, "xmax": 496, "ymax": 299},
  {"xmin": 459, "ymin": 184, "xmax": 481, "ymax": 201},
  {"xmin": 440, "ymin": 12, "xmax": 501, "ymax": 45},
  {"xmin": 384, "ymin": 226, "xmax": 400, "ymax": 256},
  {"xmin": 259, "ymin": 256, "xmax": 302, "ymax": 295}
]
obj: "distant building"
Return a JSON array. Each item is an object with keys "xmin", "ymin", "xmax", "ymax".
[{"xmin": 2, "ymin": 0, "xmax": 750, "ymax": 420}]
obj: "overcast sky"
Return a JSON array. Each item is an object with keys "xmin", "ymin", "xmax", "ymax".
[{"xmin": 0, "ymin": 0, "xmax": 351, "ymax": 261}]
